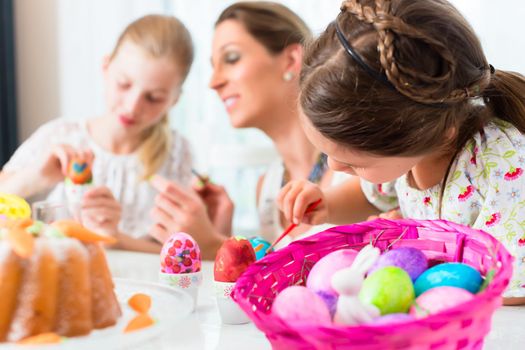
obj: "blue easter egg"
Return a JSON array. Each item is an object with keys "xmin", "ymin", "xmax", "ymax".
[
  {"xmin": 414, "ymin": 262, "xmax": 482, "ymax": 296},
  {"xmin": 249, "ymin": 236, "xmax": 272, "ymax": 260}
]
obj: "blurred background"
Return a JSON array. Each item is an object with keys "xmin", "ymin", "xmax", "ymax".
[{"xmin": 3, "ymin": 0, "xmax": 525, "ymax": 234}]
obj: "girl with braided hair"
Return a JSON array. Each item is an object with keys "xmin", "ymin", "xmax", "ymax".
[{"xmin": 277, "ymin": 0, "xmax": 525, "ymax": 304}]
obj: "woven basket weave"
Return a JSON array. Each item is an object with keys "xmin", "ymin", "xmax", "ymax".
[{"xmin": 233, "ymin": 219, "xmax": 513, "ymax": 350}]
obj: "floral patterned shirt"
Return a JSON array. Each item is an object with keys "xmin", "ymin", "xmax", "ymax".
[{"xmin": 361, "ymin": 119, "xmax": 525, "ymax": 297}]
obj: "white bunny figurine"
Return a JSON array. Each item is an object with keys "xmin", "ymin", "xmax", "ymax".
[{"xmin": 331, "ymin": 244, "xmax": 381, "ymax": 325}]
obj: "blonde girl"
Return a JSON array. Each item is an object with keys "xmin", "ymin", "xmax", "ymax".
[{"xmin": 0, "ymin": 15, "xmax": 194, "ymax": 252}]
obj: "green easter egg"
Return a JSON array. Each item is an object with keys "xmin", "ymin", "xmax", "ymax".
[{"xmin": 359, "ymin": 266, "xmax": 415, "ymax": 315}]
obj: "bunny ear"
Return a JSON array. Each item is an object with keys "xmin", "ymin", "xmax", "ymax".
[
  {"xmin": 331, "ymin": 267, "xmax": 361, "ymax": 295},
  {"xmin": 351, "ymin": 245, "xmax": 380, "ymax": 275}
]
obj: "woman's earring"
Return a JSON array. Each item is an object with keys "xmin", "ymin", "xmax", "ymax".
[{"xmin": 283, "ymin": 71, "xmax": 294, "ymax": 82}]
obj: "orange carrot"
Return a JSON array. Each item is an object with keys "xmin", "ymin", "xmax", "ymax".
[
  {"xmin": 124, "ymin": 313, "xmax": 155, "ymax": 333},
  {"xmin": 51, "ymin": 219, "xmax": 117, "ymax": 244},
  {"xmin": 6, "ymin": 227, "xmax": 34, "ymax": 258},
  {"xmin": 128, "ymin": 293, "xmax": 152, "ymax": 314},
  {"xmin": 17, "ymin": 332, "xmax": 62, "ymax": 345},
  {"xmin": 14, "ymin": 218, "xmax": 34, "ymax": 229}
]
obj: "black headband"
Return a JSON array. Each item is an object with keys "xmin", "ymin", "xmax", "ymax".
[
  {"xmin": 334, "ymin": 19, "xmax": 394, "ymax": 89},
  {"xmin": 334, "ymin": 15, "xmax": 493, "ymax": 106}
]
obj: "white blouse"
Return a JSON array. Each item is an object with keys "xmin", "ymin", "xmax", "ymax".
[{"xmin": 2, "ymin": 118, "xmax": 193, "ymax": 238}]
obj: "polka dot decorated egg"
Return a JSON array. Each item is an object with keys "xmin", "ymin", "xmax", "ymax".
[{"xmin": 160, "ymin": 232, "xmax": 201, "ymax": 273}]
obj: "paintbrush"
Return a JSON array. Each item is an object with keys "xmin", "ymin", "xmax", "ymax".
[
  {"xmin": 266, "ymin": 198, "xmax": 323, "ymax": 253},
  {"xmin": 191, "ymin": 168, "xmax": 209, "ymax": 185}
]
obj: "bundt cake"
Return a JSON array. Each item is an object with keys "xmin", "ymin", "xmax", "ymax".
[{"xmin": 0, "ymin": 219, "xmax": 121, "ymax": 343}]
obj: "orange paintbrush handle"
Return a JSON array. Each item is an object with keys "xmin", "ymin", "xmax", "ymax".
[{"xmin": 266, "ymin": 198, "xmax": 323, "ymax": 253}]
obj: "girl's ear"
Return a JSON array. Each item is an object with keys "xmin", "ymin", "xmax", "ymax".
[{"xmin": 280, "ymin": 43, "xmax": 303, "ymax": 79}]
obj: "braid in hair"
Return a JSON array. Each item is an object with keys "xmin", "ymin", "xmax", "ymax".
[{"xmin": 339, "ymin": 0, "xmax": 492, "ymax": 105}]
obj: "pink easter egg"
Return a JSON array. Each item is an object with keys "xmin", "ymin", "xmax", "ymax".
[
  {"xmin": 410, "ymin": 286, "xmax": 474, "ymax": 318},
  {"xmin": 272, "ymin": 286, "xmax": 332, "ymax": 325},
  {"xmin": 160, "ymin": 232, "xmax": 201, "ymax": 273},
  {"xmin": 307, "ymin": 249, "xmax": 358, "ymax": 295}
]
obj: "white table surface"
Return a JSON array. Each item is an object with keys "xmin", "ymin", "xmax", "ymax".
[{"xmin": 107, "ymin": 250, "xmax": 524, "ymax": 350}]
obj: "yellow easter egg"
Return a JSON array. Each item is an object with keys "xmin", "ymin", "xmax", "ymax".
[{"xmin": 0, "ymin": 193, "xmax": 31, "ymax": 219}]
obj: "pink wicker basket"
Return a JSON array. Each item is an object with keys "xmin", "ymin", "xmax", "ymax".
[{"xmin": 233, "ymin": 219, "xmax": 513, "ymax": 350}]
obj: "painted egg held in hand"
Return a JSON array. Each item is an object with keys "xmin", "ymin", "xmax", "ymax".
[
  {"xmin": 214, "ymin": 236, "xmax": 256, "ymax": 282},
  {"xmin": 414, "ymin": 262, "xmax": 482, "ymax": 296},
  {"xmin": 272, "ymin": 286, "xmax": 331, "ymax": 325},
  {"xmin": 160, "ymin": 232, "xmax": 201, "ymax": 274},
  {"xmin": 67, "ymin": 159, "xmax": 93, "ymax": 185},
  {"xmin": 369, "ymin": 247, "xmax": 428, "ymax": 282},
  {"xmin": 359, "ymin": 266, "xmax": 415, "ymax": 315},
  {"xmin": 410, "ymin": 286, "xmax": 474, "ymax": 318}
]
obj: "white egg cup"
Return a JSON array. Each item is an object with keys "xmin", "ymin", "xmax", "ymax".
[
  {"xmin": 213, "ymin": 280, "xmax": 251, "ymax": 325},
  {"xmin": 64, "ymin": 182, "xmax": 93, "ymax": 220},
  {"xmin": 159, "ymin": 271, "xmax": 203, "ymax": 311}
]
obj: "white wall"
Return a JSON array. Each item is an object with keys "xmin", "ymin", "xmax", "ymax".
[{"xmin": 14, "ymin": 0, "xmax": 525, "ymax": 139}]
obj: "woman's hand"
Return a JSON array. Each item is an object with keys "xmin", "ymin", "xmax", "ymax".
[
  {"xmin": 193, "ymin": 180, "xmax": 234, "ymax": 235},
  {"xmin": 80, "ymin": 186, "xmax": 121, "ymax": 238},
  {"xmin": 149, "ymin": 175, "xmax": 226, "ymax": 259},
  {"xmin": 277, "ymin": 179, "xmax": 328, "ymax": 225}
]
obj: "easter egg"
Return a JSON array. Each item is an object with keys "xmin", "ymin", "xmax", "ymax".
[
  {"xmin": 0, "ymin": 193, "xmax": 31, "ymax": 219},
  {"xmin": 249, "ymin": 236, "xmax": 272, "ymax": 260},
  {"xmin": 414, "ymin": 262, "xmax": 482, "ymax": 296},
  {"xmin": 307, "ymin": 249, "xmax": 358, "ymax": 295},
  {"xmin": 370, "ymin": 313, "xmax": 415, "ymax": 325},
  {"xmin": 306, "ymin": 249, "xmax": 358, "ymax": 315},
  {"xmin": 370, "ymin": 247, "xmax": 427, "ymax": 281},
  {"xmin": 359, "ymin": 266, "xmax": 415, "ymax": 315},
  {"xmin": 160, "ymin": 232, "xmax": 201, "ymax": 274},
  {"xmin": 67, "ymin": 159, "xmax": 92, "ymax": 185},
  {"xmin": 214, "ymin": 236, "xmax": 256, "ymax": 282},
  {"xmin": 272, "ymin": 286, "xmax": 331, "ymax": 325},
  {"xmin": 410, "ymin": 286, "xmax": 474, "ymax": 318}
]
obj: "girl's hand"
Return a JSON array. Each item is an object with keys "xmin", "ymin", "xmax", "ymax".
[
  {"xmin": 277, "ymin": 180, "xmax": 328, "ymax": 225},
  {"xmin": 193, "ymin": 180, "xmax": 234, "ymax": 235},
  {"xmin": 80, "ymin": 186, "xmax": 121, "ymax": 238},
  {"xmin": 367, "ymin": 209, "xmax": 403, "ymax": 221},
  {"xmin": 38, "ymin": 144, "xmax": 93, "ymax": 188},
  {"xmin": 149, "ymin": 175, "xmax": 225, "ymax": 258}
]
